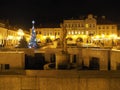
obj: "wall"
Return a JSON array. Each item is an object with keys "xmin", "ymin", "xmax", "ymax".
[
  {"xmin": 0, "ymin": 51, "xmax": 25, "ymax": 70},
  {"xmin": 0, "ymin": 70, "xmax": 120, "ymax": 90},
  {"xmin": 89, "ymin": 49, "xmax": 110, "ymax": 70},
  {"xmin": 111, "ymin": 49, "xmax": 120, "ymax": 70},
  {"xmin": 45, "ymin": 48, "xmax": 111, "ymax": 70}
]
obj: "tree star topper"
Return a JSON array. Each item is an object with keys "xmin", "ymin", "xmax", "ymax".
[{"xmin": 32, "ymin": 20, "xmax": 35, "ymax": 24}]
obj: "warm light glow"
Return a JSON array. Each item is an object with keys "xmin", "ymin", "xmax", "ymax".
[
  {"xmin": 82, "ymin": 32, "xmax": 84, "ymax": 34},
  {"xmin": 96, "ymin": 35, "xmax": 100, "ymax": 39},
  {"xmin": 7, "ymin": 35, "xmax": 13, "ymax": 40},
  {"xmin": 117, "ymin": 37, "xmax": 120, "ymax": 39},
  {"xmin": 91, "ymin": 36, "xmax": 94, "ymax": 39},
  {"xmin": 82, "ymin": 35, "xmax": 87, "ymax": 38},
  {"xmin": 86, "ymin": 31, "xmax": 88, "ymax": 35},
  {"xmin": 68, "ymin": 31, "xmax": 71, "ymax": 34},
  {"xmin": 109, "ymin": 34, "xmax": 117, "ymax": 39},
  {"xmin": 75, "ymin": 31, "xmax": 77, "ymax": 34},
  {"xmin": 85, "ymin": 24, "xmax": 89, "ymax": 28},
  {"xmin": 72, "ymin": 31, "xmax": 74, "ymax": 34},
  {"xmin": 18, "ymin": 29, "xmax": 24, "ymax": 36},
  {"xmin": 17, "ymin": 36, "xmax": 21, "ymax": 40},
  {"xmin": 101, "ymin": 34, "xmax": 105, "ymax": 38},
  {"xmin": 0, "ymin": 35, "xmax": 2, "ymax": 39},
  {"xmin": 50, "ymin": 36, "xmax": 55, "ymax": 40},
  {"xmin": 72, "ymin": 35, "xmax": 77, "ymax": 39},
  {"xmin": 43, "ymin": 36, "xmax": 47, "ymax": 39}
]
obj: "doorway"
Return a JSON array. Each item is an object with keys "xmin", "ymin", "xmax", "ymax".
[{"xmin": 89, "ymin": 57, "xmax": 100, "ymax": 70}]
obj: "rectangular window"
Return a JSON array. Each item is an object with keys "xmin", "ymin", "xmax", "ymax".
[
  {"xmin": 0, "ymin": 64, "xmax": 2, "ymax": 70},
  {"xmin": 39, "ymin": 31, "xmax": 41, "ymax": 34},
  {"xmin": 103, "ymin": 26, "xmax": 105, "ymax": 29},
  {"xmin": 81, "ymin": 24, "xmax": 84, "ymax": 27},
  {"xmin": 0, "ymin": 64, "xmax": 10, "ymax": 70},
  {"xmin": 106, "ymin": 26, "xmax": 109, "ymax": 29},
  {"xmin": 112, "ymin": 26, "xmax": 115, "ymax": 29},
  {"xmin": 5, "ymin": 64, "xmax": 10, "ymax": 69},
  {"xmin": 75, "ymin": 31, "xmax": 77, "ymax": 34},
  {"xmin": 99, "ymin": 27, "xmax": 101, "ymax": 29},
  {"xmin": 50, "ymin": 54, "xmax": 56, "ymax": 63},
  {"xmin": 89, "ymin": 24, "xmax": 91, "ymax": 27},
  {"xmin": 72, "ymin": 55, "xmax": 77, "ymax": 63}
]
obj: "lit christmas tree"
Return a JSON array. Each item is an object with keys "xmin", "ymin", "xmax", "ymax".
[{"xmin": 28, "ymin": 20, "xmax": 38, "ymax": 48}]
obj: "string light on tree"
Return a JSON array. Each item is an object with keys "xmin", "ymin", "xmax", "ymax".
[{"xmin": 28, "ymin": 20, "xmax": 38, "ymax": 48}]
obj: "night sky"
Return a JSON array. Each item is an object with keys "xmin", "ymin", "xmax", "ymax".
[{"xmin": 0, "ymin": 0, "xmax": 120, "ymax": 30}]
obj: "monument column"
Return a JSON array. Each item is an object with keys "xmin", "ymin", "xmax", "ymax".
[{"xmin": 56, "ymin": 23, "xmax": 69, "ymax": 69}]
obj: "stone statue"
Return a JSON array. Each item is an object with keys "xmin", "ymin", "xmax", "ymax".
[
  {"xmin": 60, "ymin": 23, "xmax": 67, "ymax": 53},
  {"xmin": 56, "ymin": 23, "xmax": 69, "ymax": 69}
]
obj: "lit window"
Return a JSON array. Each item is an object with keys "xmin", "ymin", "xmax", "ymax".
[
  {"xmin": 72, "ymin": 31, "xmax": 74, "ymax": 34},
  {"xmin": 82, "ymin": 32, "xmax": 84, "ymax": 34},
  {"xmin": 86, "ymin": 31, "xmax": 88, "ymax": 35},
  {"xmin": 85, "ymin": 24, "xmax": 89, "ymax": 28},
  {"xmin": 75, "ymin": 31, "xmax": 77, "ymax": 34},
  {"xmin": 68, "ymin": 31, "xmax": 71, "ymax": 34}
]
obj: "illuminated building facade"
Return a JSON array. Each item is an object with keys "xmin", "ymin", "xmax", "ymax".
[
  {"xmin": 63, "ymin": 14, "xmax": 97, "ymax": 43},
  {"xmin": 35, "ymin": 14, "xmax": 118, "ymax": 46},
  {"xmin": 35, "ymin": 14, "xmax": 118, "ymax": 45},
  {"xmin": 35, "ymin": 28, "xmax": 61, "ymax": 43},
  {"xmin": 0, "ymin": 27, "xmax": 7, "ymax": 46},
  {"xmin": 30, "ymin": 14, "xmax": 118, "ymax": 46},
  {"xmin": 0, "ymin": 23, "xmax": 30, "ymax": 48},
  {"xmin": 63, "ymin": 14, "xmax": 118, "ymax": 43}
]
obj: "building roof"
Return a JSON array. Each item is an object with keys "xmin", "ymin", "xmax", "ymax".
[{"xmin": 96, "ymin": 16, "xmax": 117, "ymax": 25}]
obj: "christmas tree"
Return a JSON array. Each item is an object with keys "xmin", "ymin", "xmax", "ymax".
[{"xmin": 28, "ymin": 20, "xmax": 38, "ymax": 48}]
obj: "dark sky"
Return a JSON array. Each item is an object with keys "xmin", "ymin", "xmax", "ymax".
[{"xmin": 0, "ymin": 0, "xmax": 120, "ymax": 30}]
